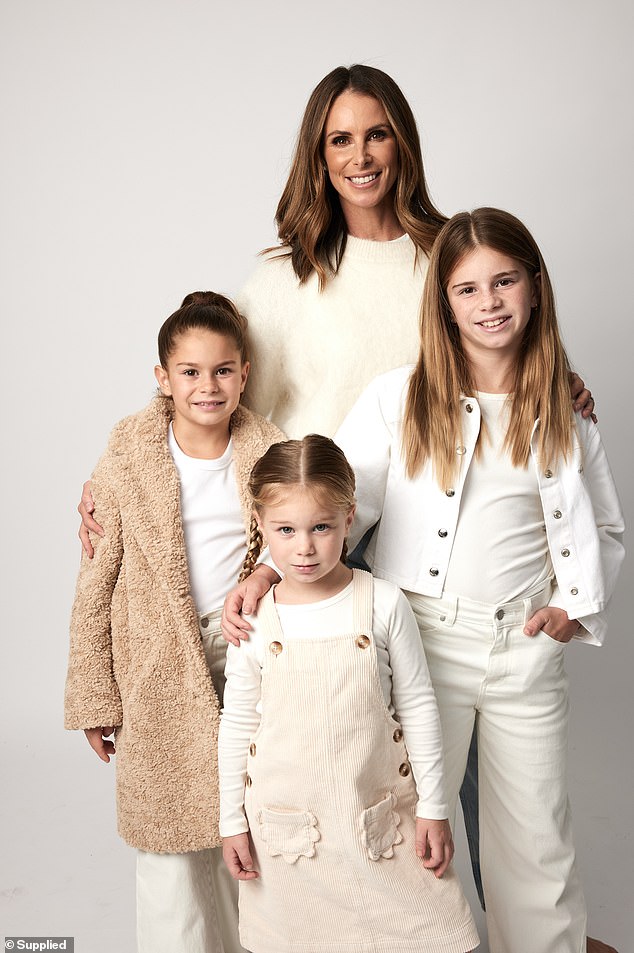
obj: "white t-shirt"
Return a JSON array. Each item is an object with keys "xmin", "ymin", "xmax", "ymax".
[
  {"xmin": 443, "ymin": 393, "xmax": 553, "ymax": 603},
  {"xmin": 168, "ymin": 424, "xmax": 245, "ymax": 614},
  {"xmin": 218, "ymin": 576, "xmax": 447, "ymax": 836}
]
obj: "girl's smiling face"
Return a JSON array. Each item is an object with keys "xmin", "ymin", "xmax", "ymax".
[
  {"xmin": 154, "ymin": 328, "xmax": 249, "ymax": 443},
  {"xmin": 447, "ymin": 245, "xmax": 540, "ymax": 364},
  {"xmin": 256, "ymin": 485, "xmax": 354, "ymax": 603}
]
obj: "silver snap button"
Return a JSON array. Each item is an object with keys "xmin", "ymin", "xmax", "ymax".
[
  {"xmin": 553, "ymin": 510, "xmax": 562, "ymax": 519},
  {"xmin": 438, "ymin": 528, "xmax": 448, "ymax": 538},
  {"xmin": 429, "ymin": 567, "xmax": 439, "ymax": 577},
  {"xmin": 545, "ymin": 469, "xmax": 553, "ymax": 478},
  {"xmin": 439, "ymin": 614, "xmax": 446, "ymax": 622},
  {"xmin": 570, "ymin": 587, "xmax": 578, "ymax": 596},
  {"xmin": 446, "ymin": 488, "xmax": 455, "ymax": 497},
  {"xmin": 561, "ymin": 548, "xmax": 570, "ymax": 557},
  {"xmin": 495, "ymin": 608, "xmax": 505, "ymax": 620},
  {"xmin": 465, "ymin": 403, "xmax": 473, "ymax": 413},
  {"xmin": 578, "ymin": 466, "xmax": 584, "ymax": 474},
  {"xmin": 456, "ymin": 446, "xmax": 466, "ymax": 455}
]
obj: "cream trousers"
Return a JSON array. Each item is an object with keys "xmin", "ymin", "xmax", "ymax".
[
  {"xmin": 407, "ymin": 582, "xmax": 587, "ymax": 953},
  {"xmin": 136, "ymin": 609, "xmax": 248, "ymax": 953}
]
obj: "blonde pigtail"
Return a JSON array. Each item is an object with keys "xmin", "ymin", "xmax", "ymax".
[{"xmin": 238, "ymin": 516, "xmax": 263, "ymax": 583}]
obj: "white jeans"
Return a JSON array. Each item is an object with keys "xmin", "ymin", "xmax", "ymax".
[
  {"xmin": 137, "ymin": 846, "xmax": 247, "ymax": 953},
  {"xmin": 136, "ymin": 610, "xmax": 248, "ymax": 953},
  {"xmin": 407, "ymin": 582, "xmax": 587, "ymax": 953}
]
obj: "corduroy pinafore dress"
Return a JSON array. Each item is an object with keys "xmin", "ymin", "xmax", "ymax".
[{"xmin": 238, "ymin": 570, "xmax": 478, "ymax": 953}]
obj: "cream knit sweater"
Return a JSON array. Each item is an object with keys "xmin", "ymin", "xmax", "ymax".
[{"xmin": 237, "ymin": 234, "xmax": 427, "ymax": 438}]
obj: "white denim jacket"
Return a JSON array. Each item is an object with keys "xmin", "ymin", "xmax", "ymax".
[{"xmin": 335, "ymin": 366, "xmax": 625, "ymax": 646}]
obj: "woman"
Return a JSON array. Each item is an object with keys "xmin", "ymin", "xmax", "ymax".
[
  {"xmin": 77, "ymin": 65, "xmax": 602, "ymax": 949},
  {"xmin": 234, "ymin": 64, "xmax": 447, "ymax": 438}
]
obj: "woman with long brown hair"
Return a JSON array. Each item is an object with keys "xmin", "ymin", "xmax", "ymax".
[{"xmin": 235, "ymin": 64, "xmax": 447, "ymax": 439}]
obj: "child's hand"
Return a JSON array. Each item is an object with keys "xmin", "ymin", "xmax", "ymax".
[
  {"xmin": 222, "ymin": 833, "xmax": 259, "ymax": 880},
  {"xmin": 84, "ymin": 726, "xmax": 116, "ymax": 762},
  {"xmin": 523, "ymin": 607, "xmax": 580, "ymax": 643},
  {"xmin": 415, "ymin": 817, "xmax": 454, "ymax": 878},
  {"xmin": 221, "ymin": 565, "xmax": 280, "ymax": 646}
]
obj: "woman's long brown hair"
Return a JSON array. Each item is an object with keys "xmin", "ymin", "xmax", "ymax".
[{"xmin": 270, "ymin": 65, "xmax": 447, "ymax": 290}]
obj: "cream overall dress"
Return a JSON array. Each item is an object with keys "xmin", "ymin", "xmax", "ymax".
[{"xmin": 239, "ymin": 570, "xmax": 478, "ymax": 953}]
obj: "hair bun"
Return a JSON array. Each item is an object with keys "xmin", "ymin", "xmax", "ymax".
[{"xmin": 180, "ymin": 291, "xmax": 219, "ymax": 308}]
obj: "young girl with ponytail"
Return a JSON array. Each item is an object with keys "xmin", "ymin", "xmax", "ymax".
[{"xmin": 64, "ymin": 291, "xmax": 283, "ymax": 953}]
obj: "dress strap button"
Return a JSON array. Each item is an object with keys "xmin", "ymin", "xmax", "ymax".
[
  {"xmin": 356, "ymin": 635, "xmax": 370, "ymax": 649},
  {"xmin": 269, "ymin": 641, "xmax": 283, "ymax": 655}
]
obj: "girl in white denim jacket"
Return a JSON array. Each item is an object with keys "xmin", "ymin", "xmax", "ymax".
[{"xmin": 335, "ymin": 208, "xmax": 624, "ymax": 953}]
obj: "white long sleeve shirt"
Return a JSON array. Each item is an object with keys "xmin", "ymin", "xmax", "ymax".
[
  {"xmin": 218, "ymin": 577, "xmax": 448, "ymax": 836},
  {"xmin": 335, "ymin": 366, "xmax": 625, "ymax": 646}
]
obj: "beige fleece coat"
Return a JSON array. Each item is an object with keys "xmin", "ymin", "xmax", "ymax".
[{"xmin": 65, "ymin": 397, "xmax": 283, "ymax": 853}]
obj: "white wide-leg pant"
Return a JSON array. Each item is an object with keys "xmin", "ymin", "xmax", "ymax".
[
  {"xmin": 137, "ymin": 846, "xmax": 246, "ymax": 953},
  {"xmin": 407, "ymin": 583, "xmax": 587, "ymax": 953},
  {"xmin": 136, "ymin": 609, "xmax": 249, "ymax": 953}
]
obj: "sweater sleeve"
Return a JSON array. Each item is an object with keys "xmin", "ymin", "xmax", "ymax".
[{"xmin": 64, "ymin": 468, "xmax": 125, "ymax": 730}]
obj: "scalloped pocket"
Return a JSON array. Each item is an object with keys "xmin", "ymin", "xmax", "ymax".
[
  {"xmin": 257, "ymin": 807, "xmax": 320, "ymax": 864},
  {"xmin": 360, "ymin": 791, "xmax": 403, "ymax": 860}
]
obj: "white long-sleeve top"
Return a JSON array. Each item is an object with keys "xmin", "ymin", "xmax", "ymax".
[
  {"xmin": 218, "ymin": 576, "xmax": 448, "ymax": 836},
  {"xmin": 335, "ymin": 366, "xmax": 625, "ymax": 646},
  {"xmin": 236, "ymin": 235, "xmax": 426, "ymax": 438}
]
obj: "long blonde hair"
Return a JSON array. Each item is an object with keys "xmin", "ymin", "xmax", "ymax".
[
  {"xmin": 239, "ymin": 435, "xmax": 356, "ymax": 582},
  {"xmin": 270, "ymin": 65, "xmax": 447, "ymax": 290},
  {"xmin": 402, "ymin": 208, "xmax": 574, "ymax": 487}
]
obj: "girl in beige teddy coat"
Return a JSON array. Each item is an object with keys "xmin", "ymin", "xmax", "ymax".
[{"xmin": 65, "ymin": 291, "xmax": 283, "ymax": 953}]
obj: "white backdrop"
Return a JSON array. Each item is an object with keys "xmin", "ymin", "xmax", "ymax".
[{"xmin": 1, "ymin": 1, "xmax": 632, "ymax": 950}]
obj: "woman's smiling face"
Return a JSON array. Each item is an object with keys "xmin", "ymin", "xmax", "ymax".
[{"xmin": 322, "ymin": 90, "xmax": 399, "ymax": 223}]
